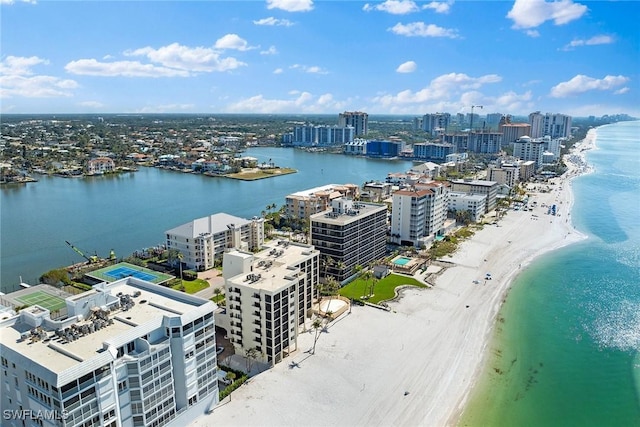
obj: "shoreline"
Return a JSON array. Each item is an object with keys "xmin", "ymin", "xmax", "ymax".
[
  {"xmin": 191, "ymin": 132, "xmax": 597, "ymax": 427},
  {"xmin": 445, "ymin": 129, "xmax": 597, "ymax": 425}
]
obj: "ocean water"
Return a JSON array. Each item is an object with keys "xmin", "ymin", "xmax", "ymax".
[{"xmin": 460, "ymin": 121, "xmax": 640, "ymax": 426}]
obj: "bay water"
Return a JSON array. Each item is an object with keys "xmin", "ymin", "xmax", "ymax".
[
  {"xmin": 0, "ymin": 149, "xmax": 414, "ymax": 291},
  {"xmin": 460, "ymin": 121, "xmax": 640, "ymax": 426}
]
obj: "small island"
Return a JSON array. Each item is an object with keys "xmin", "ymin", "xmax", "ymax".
[{"xmin": 225, "ymin": 166, "xmax": 297, "ymax": 181}]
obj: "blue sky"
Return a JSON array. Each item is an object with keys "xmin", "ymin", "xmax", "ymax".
[{"xmin": 1, "ymin": 0, "xmax": 638, "ymax": 116}]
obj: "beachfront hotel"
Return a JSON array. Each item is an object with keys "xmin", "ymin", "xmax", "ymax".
[
  {"xmin": 165, "ymin": 213, "xmax": 264, "ymax": 271},
  {"xmin": 310, "ymin": 198, "xmax": 387, "ymax": 282},
  {"xmin": 218, "ymin": 241, "xmax": 320, "ymax": 366},
  {"xmin": 0, "ymin": 277, "xmax": 219, "ymax": 427},
  {"xmin": 284, "ymin": 184, "xmax": 360, "ymax": 220}
]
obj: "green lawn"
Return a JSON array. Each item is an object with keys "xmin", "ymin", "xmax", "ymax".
[
  {"xmin": 171, "ymin": 278, "xmax": 209, "ymax": 294},
  {"xmin": 210, "ymin": 294, "xmax": 225, "ymax": 304},
  {"xmin": 339, "ymin": 273, "xmax": 427, "ymax": 304}
]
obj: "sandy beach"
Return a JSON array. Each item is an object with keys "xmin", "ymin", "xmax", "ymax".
[{"xmin": 192, "ymin": 132, "xmax": 595, "ymax": 427}]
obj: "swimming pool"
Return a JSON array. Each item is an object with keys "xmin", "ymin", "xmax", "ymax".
[{"xmin": 393, "ymin": 257, "xmax": 411, "ymax": 266}]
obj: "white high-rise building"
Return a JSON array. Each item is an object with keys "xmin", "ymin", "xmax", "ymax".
[
  {"xmin": 449, "ymin": 179, "xmax": 498, "ymax": 213},
  {"xmin": 0, "ymin": 278, "xmax": 219, "ymax": 427},
  {"xmin": 338, "ymin": 111, "xmax": 368, "ymax": 136},
  {"xmin": 390, "ymin": 181, "xmax": 448, "ymax": 247},
  {"xmin": 421, "ymin": 113, "xmax": 451, "ymax": 136},
  {"xmin": 513, "ymin": 136, "xmax": 545, "ymax": 168},
  {"xmin": 221, "ymin": 241, "xmax": 320, "ymax": 366},
  {"xmin": 166, "ymin": 213, "xmax": 264, "ymax": 271},
  {"xmin": 529, "ymin": 112, "xmax": 572, "ymax": 139}
]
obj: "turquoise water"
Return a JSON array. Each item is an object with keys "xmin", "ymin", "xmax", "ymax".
[
  {"xmin": 393, "ymin": 257, "xmax": 411, "ymax": 266},
  {"xmin": 461, "ymin": 121, "xmax": 640, "ymax": 426}
]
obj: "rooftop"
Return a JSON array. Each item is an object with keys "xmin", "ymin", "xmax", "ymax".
[
  {"xmin": 450, "ymin": 179, "xmax": 498, "ymax": 187},
  {"xmin": 288, "ymin": 183, "xmax": 357, "ymax": 198},
  {"xmin": 166, "ymin": 212, "xmax": 253, "ymax": 238},
  {"xmin": 310, "ymin": 200, "xmax": 386, "ymax": 226},
  {"xmin": 0, "ymin": 277, "xmax": 213, "ymax": 374},
  {"xmin": 226, "ymin": 241, "xmax": 318, "ymax": 293}
]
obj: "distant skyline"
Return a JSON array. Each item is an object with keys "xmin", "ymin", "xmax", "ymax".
[{"xmin": 1, "ymin": 0, "xmax": 638, "ymax": 116}]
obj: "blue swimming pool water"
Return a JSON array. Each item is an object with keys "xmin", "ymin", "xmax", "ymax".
[{"xmin": 393, "ymin": 257, "xmax": 411, "ymax": 266}]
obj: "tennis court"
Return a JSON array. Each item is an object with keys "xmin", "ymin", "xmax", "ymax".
[
  {"xmin": 87, "ymin": 262, "xmax": 173, "ymax": 284},
  {"xmin": 105, "ymin": 266, "xmax": 158, "ymax": 281},
  {"xmin": 15, "ymin": 290, "xmax": 66, "ymax": 312}
]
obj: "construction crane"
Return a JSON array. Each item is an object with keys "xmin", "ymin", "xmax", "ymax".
[{"xmin": 65, "ymin": 241, "xmax": 99, "ymax": 263}]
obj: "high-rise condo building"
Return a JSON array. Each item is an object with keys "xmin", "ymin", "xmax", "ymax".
[
  {"xmin": 220, "ymin": 241, "xmax": 320, "ymax": 366},
  {"xmin": 311, "ymin": 198, "xmax": 387, "ymax": 282},
  {"xmin": 421, "ymin": 113, "xmax": 451, "ymax": 136},
  {"xmin": 338, "ymin": 111, "xmax": 368, "ymax": 136},
  {"xmin": 285, "ymin": 184, "xmax": 360, "ymax": 220},
  {"xmin": 449, "ymin": 179, "xmax": 498, "ymax": 213},
  {"xmin": 390, "ymin": 181, "xmax": 448, "ymax": 247},
  {"xmin": 513, "ymin": 136, "xmax": 546, "ymax": 168},
  {"xmin": 0, "ymin": 278, "xmax": 219, "ymax": 427},
  {"xmin": 166, "ymin": 213, "xmax": 264, "ymax": 271},
  {"xmin": 499, "ymin": 123, "xmax": 532, "ymax": 146},
  {"xmin": 529, "ymin": 112, "xmax": 572, "ymax": 139}
]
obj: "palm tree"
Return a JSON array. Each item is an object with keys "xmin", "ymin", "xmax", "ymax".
[
  {"xmin": 311, "ymin": 318, "xmax": 323, "ymax": 354},
  {"xmin": 322, "ymin": 256, "xmax": 334, "ymax": 281},
  {"xmin": 335, "ymin": 260, "xmax": 346, "ymax": 282},
  {"xmin": 213, "ymin": 287, "xmax": 223, "ymax": 303},
  {"xmin": 245, "ymin": 347, "xmax": 258, "ymax": 374},
  {"xmin": 360, "ymin": 268, "xmax": 374, "ymax": 299},
  {"xmin": 323, "ymin": 276, "xmax": 340, "ymax": 316},
  {"xmin": 225, "ymin": 371, "xmax": 236, "ymax": 384}
]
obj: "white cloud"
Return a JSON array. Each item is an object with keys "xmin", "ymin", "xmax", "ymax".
[
  {"xmin": 614, "ymin": 87, "xmax": 630, "ymax": 95},
  {"xmin": 289, "ymin": 64, "xmax": 328, "ymax": 74},
  {"xmin": 225, "ymin": 91, "xmax": 348, "ymax": 113},
  {"xmin": 507, "ymin": 0, "xmax": 587, "ymax": 29},
  {"xmin": 65, "ymin": 59, "xmax": 191, "ymax": 77},
  {"xmin": 389, "ymin": 22, "xmax": 459, "ymax": 38},
  {"xmin": 0, "ymin": 55, "xmax": 78, "ymax": 98},
  {"xmin": 0, "ymin": 0, "xmax": 37, "ymax": 5},
  {"xmin": 550, "ymin": 74, "xmax": 630, "ymax": 98},
  {"xmin": 363, "ymin": 1, "xmax": 420, "ymax": 15},
  {"xmin": 260, "ymin": 46, "xmax": 278, "ymax": 55},
  {"xmin": 253, "ymin": 17, "xmax": 294, "ymax": 26},
  {"xmin": 423, "ymin": 1, "xmax": 453, "ymax": 14},
  {"xmin": 562, "ymin": 34, "xmax": 614, "ymax": 50},
  {"xmin": 525, "ymin": 29, "xmax": 540, "ymax": 38},
  {"xmin": 1, "ymin": 75, "xmax": 78, "ymax": 98},
  {"xmin": 372, "ymin": 72, "xmax": 501, "ymax": 108},
  {"xmin": 266, "ymin": 0, "xmax": 313, "ymax": 12},
  {"xmin": 0, "ymin": 55, "xmax": 49, "ymax": 75},
  {"xmin": 125, "ymin": 42, "xmax": 246, "ymax": 72},
  {"xmin": 214, "ymin": 34, "xmax": 255, "ymax": 51},
  {"xmin": 396, "ymin": 61, "xmax": 417, "ymax": 73},
  {"xmin": 273, "ymin": 68, "xmax": 283, "ymax": 74}
]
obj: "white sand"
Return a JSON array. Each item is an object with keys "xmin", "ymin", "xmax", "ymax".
[{"xmin": 192, "ymin": 136, "xmax": 595, "ymax": 427}]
